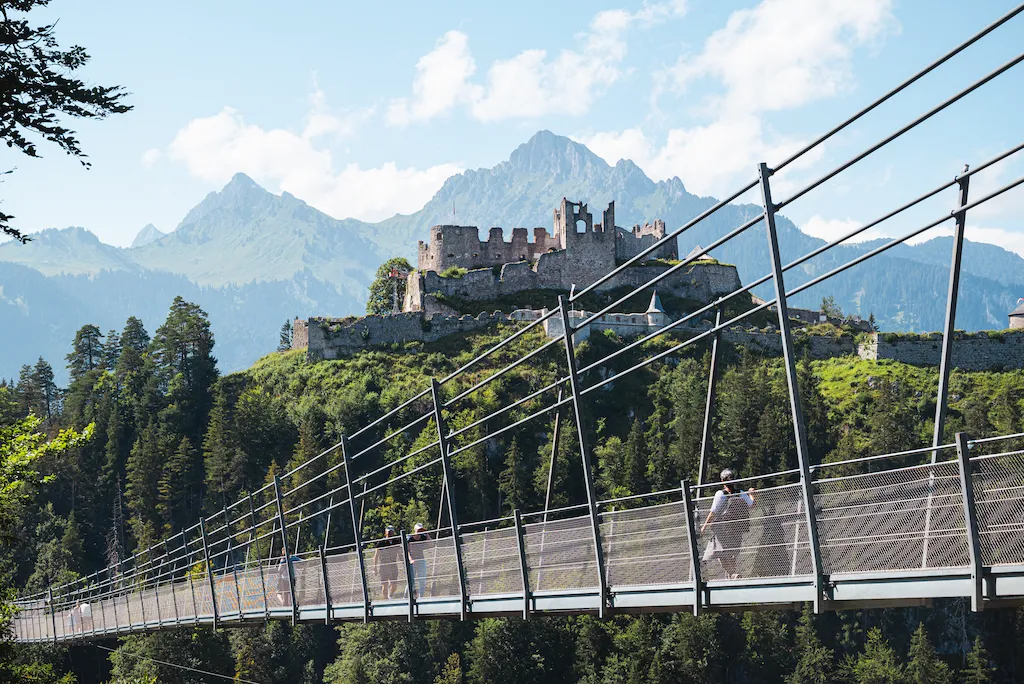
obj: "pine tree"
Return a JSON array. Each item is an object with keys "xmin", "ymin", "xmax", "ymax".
[
  {"xmin": 962, "ymin": 636, "xmax": 993, "ymax": 684},
  {"xmin": 14, "ymin": 363, "xmax": 41, "ymax": 418},
  {"xmin": 788, "ymin": 604, "xmax": 834, "ymax": 684},
  {"xmin": 66, "ymin": 324, "xmax": 104, "ymax": 381},
  {"xmin": 120, "ymin": 316, "xmax": 150, "ymax": 354},
  {"xmin": 157, "ymin": 437, "xmax": 196, "ymax": 534},
  {"xmin": 278, "ymin": 320, "xmax": 293, "ymax": 352},
  {"xmin": 623, "ymin": 419, "xmax": 648, "ymax": 495},
  {"xmin": 906, "ymin": 623, "xmax": 951, "ymax": 684},
  {"xmin": 498, "ymin": 438, "xmax": 530, "ymax": 513},
  {"xmin": 743, "ymin": 611, "xmax": 793, "ymax": 683},
  {"xmin": 847, "ymin": 628, "xmax": 903, "ymax": 684},
  {"xmin": 102, "ymin": 328, "xmax": 122, "ymax": 369}
]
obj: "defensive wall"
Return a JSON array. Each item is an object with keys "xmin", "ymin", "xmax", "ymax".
[
  {"xmin": 293, "ymin": 313, "xmax": 1024, "ymax": 370},
  {"xmin": 405, "ymin": 258, "xmax": 741, "ymax": 313}
]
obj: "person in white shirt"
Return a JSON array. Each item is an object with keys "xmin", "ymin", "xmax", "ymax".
[{"xmin": 700, "ymin": 468, "xmax": 756, "ymax": 579}]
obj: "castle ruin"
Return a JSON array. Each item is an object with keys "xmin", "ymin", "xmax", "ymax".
[{"xmin": 405, "ymin": 198, "xmax": 738, "ymax": 313}]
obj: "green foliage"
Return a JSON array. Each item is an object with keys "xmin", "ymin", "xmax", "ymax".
[
  {"xmin": 962, "ymin": 636, "xmax": 994, "ymax": 684},
  {"xmin": 439, "ymin": 266, "xmax": 469, "ymax": 279},
  {"xmin": 788, "ymin": 605, "xmax": 834, "ymax": 684},
  {"xmin": 905, "ymin": 623, "xmax": 951, "ymax": 684},
  {"xmin": 0, "ymin": 0, "xmax": 132, "ymax": 243},
  {"xmin": 844, "ymin": 628, "xmax": 903, "ymax": 684},
  {"xmin": 467, "ymin": 618, "xmax": 575, "ymax": 684},
  {"xmin": 367, "ymin": 258, "xmax": 414, "ymax": 315}
]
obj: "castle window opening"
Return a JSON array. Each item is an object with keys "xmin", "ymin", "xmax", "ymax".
[
  {"xmin": 575, "ymin": 219, "xmax": 586, "ymax": 234},
  {"xmin": 447, "ymin": 253, "xmax": 455, "ymax": 258}
]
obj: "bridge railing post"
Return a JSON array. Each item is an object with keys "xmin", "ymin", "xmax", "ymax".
[
  {"xmin": 955, "ymin": 432, "xmax": 985, "ymax": 611},
  {"xmin": 697, "ymin": 304, "xmax": 724, "ymax": 497},
  {"xmin": 47, "ymin": 585, "xmax": 56, "ymax": 644},
  {"xmin": 199, "ymin": 518, "xmax": 218, "ymax": 628},
  {"xmin": 186, "ymin": 530, "xmax": 200, "ymax": 625},
  {"xmin": 431, "ymin": 379, "xmax": 469, "ymax": 621},
  {"xmin": 924, "ymin": 168, "xmax": 971, "ymax": 566},
  {"xmin": 513, "ymin": 509, "xmax": 530, "ymax": 620},
  {"xmin": 557, "ymin": 295, "xmax": 609, "ymax": 618},
  {"xmin": 400, "ymin": 530, "xmax": 415, "ymax": 623},
  {"xmin": 758, "ymin": 163, "xmax": 827, "ymax": 612},
  {"xmin": 681, "ymin": 480, "xmax": 703, "ymax": 616},
  {"xmin": 273, "ymin": 474, "xmax": 299, "ymax": 625},
  {"xmin": 340, "ymin": 436, "xmax": 370, "ymax": 623},
  {"xmin": 318, "ymin": 544, "xmax": 332, "ymax": 624}
]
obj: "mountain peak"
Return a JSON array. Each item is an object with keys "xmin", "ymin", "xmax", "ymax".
[
  {"xmin": 506, "ymin": 130, "xmax": 608, "ymax": 176},
  {"xmin": 130, "ymin": 223, "xmax": 167, "ymax": 248},
  {"xmin": 228, "ymin": 172, "xmax": 259, "ymax": 188}
]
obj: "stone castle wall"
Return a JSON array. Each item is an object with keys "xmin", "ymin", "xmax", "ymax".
[
  {"xmin": 857, "ymin": 331, "xmax": 1024, "ymax": 371},
  {"xmin": 296, "ymin": 312, "xmax": 510, "ymax": 361},
  {"xmin": 404, "ymin": 260, "xmax": 742, "ymax": 312}
]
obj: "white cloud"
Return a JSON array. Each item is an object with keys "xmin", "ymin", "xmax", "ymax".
[
  {"xmin": 581, "ymin": 0, "xmax": 895, "ymax": 197},
  {"xmin": 388, "ymin": 1, "xmax": 687, "ymax": 125},
  {"xmin": 801, "ymin": 215, "xmax": 887, "ymax": 243},
  {"xmin": 167, "ymin": 101, "xmax": 460, "ymax": 222},
  {"xmin": 141, "ymin": 148, "xmax": 161, "ymax": 168}
]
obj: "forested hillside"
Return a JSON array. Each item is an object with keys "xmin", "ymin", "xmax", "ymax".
[{"xmin": 3, "ymin": 298, "xmax": 1024, "ymax": 683}]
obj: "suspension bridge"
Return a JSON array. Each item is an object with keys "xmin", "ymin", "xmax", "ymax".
[{"xmin": 12, "ymin": 3, "xmax": 1024, "ymax": 644}]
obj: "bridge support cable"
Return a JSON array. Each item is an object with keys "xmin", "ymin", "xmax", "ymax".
[
  {"xmin": 341, "ymin": 436, "xmax": 371, "ymax": 623},
  {"xmin": 681, "ymin": 480, "xmax": 703, "ymax": 617},
  {"xmin": 758, "ymin": 163, "xmax": 827, "ymax": 613},
  {"xmin": 273, "ymin": 475, "xmax": 299, "ymax": 625},
  {"xmin": 924, "ymin": 168, "xmax": 972, "ymax": 568},
  {"xmin": 199, "ymin": 518, "xmax": 219, "ymax": 629},
  {"xmin": 431, "ymin": 379, "xmax": 469, "ymax": 620},
  {"xmin": 513, "ymin": 509, "xmax": 531, "ymax": 619},
  {"xmin": 697, "ymin": 304, "xmax": 724, "ymax": 498},
  {"xmin": 543, "ymin": 390, "xmax": 564, "ymax": 523},
  {"xmin": 557, "ymin": 296, "xmax": 609, "ymax": 618},
  {"xmin": 955, "ymin": 432, "xmax": 986, "ymax": 611}
]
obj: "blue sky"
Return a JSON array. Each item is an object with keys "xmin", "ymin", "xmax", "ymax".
[{"xmin": 5, "ymin": 0, "xmax": 1023, "ymax": 254}]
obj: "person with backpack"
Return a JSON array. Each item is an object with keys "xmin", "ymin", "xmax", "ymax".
[
  {"xmin": 373, "ymin": 526, "xmax": 401, "ymax": 600},
  {"xmin": 700, "ymin": 468, "xmax": 756, "ymax": 579}
]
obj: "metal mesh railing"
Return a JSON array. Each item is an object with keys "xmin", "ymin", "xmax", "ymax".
[
  {"xmin": 461, "ymin": 526, "xmax": 523, "ymax": 597},
  {"xmin": 522, "ymin": 514, "xmax": 599, "ymax": 593},
  {"xmin": 695, "ymin": 483, "xmax": 812, "ymax": 581},
  {"xmin": 600, "ymin": 501, "xmax": 693, "ymax": 588},
  {"xmin": 972, "ymin": 450, "xmax": 1024, "ymax": 566},
  {"xmin": 815, "ymin": 459, "xmax": 970, "ymax": 574}
]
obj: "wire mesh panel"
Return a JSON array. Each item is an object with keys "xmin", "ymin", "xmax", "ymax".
[
  {"xmin": 461, "ymin": 527, "xmax": 523, "ymax": 597},
  {"xmin": 174, "ymin": 581, "xmax": 195, "ymax": 621},
  {"xmin": 695, "ymin": 483, "xmax": 812, "ymax": 581},
  {"xmin": 601, "ymin": 501, "xmax": 693, "ymax": 588},
  {"xmin": 972, "ymin": 451, "xmax": 1024, "ymax": 566},
  {"xmin": 193, "ymin": 580, "xmax": 215, "ymax": 619},
  {"xmin": 127, "ymin": 591, "xmax": 145, "ymax": 625},
  {"xmin": 142, "ymin": 587, "xmax": 161, "ymax": 624},
  {"xmin": 409, "ymin": 533, "xmax": 461, "ymax": 599},
  {"xmin": 814, "ymin": 460, "xmax": 969, "ymax": 574},
  {"xmin": 364, "ymin": 542, "xmax": 405, "ymax": 603},
  {"xmin": 235, "ymin": 564, "xmax": 268, "ymax": 614},
  {"xmin": 293, "ymin": 557, "xmax": 327, "ymax": 609},
  {"xmin": 325, "ymin": 549, "xmax": 363, "ymax": 605},
  {"xmin": 215, "ymin": 574, "xmax": 240, "ymax": 615},
  {"xmin": 523, "ymin": 515, "xmax": 599, "ymax": 593}
]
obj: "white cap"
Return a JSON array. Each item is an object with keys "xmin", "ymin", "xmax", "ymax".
[{"xmin": 413, "ymin": 523, "xmax": 425, "ymax": 532}]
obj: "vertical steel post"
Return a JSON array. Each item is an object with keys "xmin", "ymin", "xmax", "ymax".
[
  {"xmin": 152, "ymin": 549, "xmax": 163, "ymax": 627},
  {"xmin": 187, "ymin": 537, "xmax": 199, "ymax": 625},
  {"xmin": 109, "ymin": 569, "xmax": 122, "ymax": 633},
  {"xmin": 318, "ymin": 545, "xmax": 332, "ymax": 624},
  {"xmin": 557, "ymin": 295, "xmax": 609, "ymax": 618},
  {"xmin": 166, "ymin": 540, "xmax": 180, "ymax": 626},
  {"xmin": 681, "ymin": 480, "xmax": 703, "ymax": 616},
  {"xmin": 199, "ymin": 518, "xmax": 219, "ymax": 628},
  {"xmin": 341, "ymin": 435, "xmax": 371, "ymax": 623},
  {"xmin": 273, "ymin": 474, "xmax": 299, "ymax": 625},
  {"xmin": 323, "ymin": 496, "xmax": 334, "ymax": 550},
  {"xmin": 513, "ymin": 509, "xmax": 531, "ymax": 620},
  {"xmin": 955, "ymin": 432, "xmax": 985, "ymax": 611},
  {"xmin": 227, "ymin": 538, "xmax": 241, "ymax": 620},
  {"xmin": 924, "ymin": 169, "xmax": 971, "ymax": 568},
  {"xmin": 430, "ymin": 378, "xmax": 469, "ymax": 621},
  {"xmin": 758, "ymin": 163, "xmax": 826, "ymax": 612},
  {"xmin": 47, "ymin": 585, "xmax": 56, "ymax": 644},
  {"xmin": 544, "ymin": 389, "xmax": 564, "ymax": 522},
  {"xmin": 697, "ymin": 305, "xmax": 724, "ymax": 496},
  {"xmin": 400, "ymin": 530, "xmax": 415, "ymax": 622},
  {"xmin": 933, "ymin": 170, "xmax": 971, "ymax": 456},
  {"xmin": 247, "ymin": 492, "xmax": 270, "ymax": 620}
]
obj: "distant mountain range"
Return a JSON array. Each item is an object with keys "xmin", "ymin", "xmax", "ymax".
[{"xmin": 3, "ymin": 130, "xmax": 1023, "ymax": 382}]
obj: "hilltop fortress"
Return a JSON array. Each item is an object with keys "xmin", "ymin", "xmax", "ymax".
[{"xmin": 405, "ymin": 198, "xmax": 738, "ymax": 313}]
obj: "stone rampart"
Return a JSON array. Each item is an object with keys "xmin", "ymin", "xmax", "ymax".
[
  {"xmin": 857, "ymin": 331, "xmax": 1024, "ymax": 371},
  {"xmin": 405, "ymin": 260, "xmax": 741, "ymax": 312},
  {"xmin": 297, "ymin": 311, "xmax": 510, "ymax": 361}
]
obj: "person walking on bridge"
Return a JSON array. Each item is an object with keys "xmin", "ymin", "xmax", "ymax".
[
  {"xmin": 373, "ymin": 526, "xmax": 401, "ymax": 600},
  {"xmin": 700, "ymin": 468, "xmax": 756, "ymax": 580}
]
